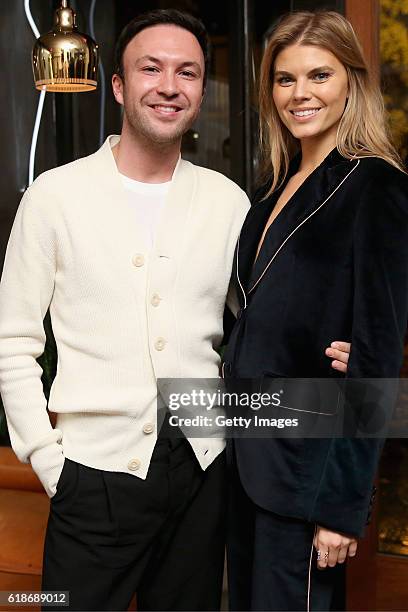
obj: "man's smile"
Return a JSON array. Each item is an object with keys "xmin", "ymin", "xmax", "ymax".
[{"xmin": 149, "ymin": 103, "xmax": 183, "ymax": 116}]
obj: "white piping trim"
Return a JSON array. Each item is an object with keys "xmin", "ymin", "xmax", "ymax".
[
  {"xmin": 235, "ymin": 233, "xmax": 247, "ymax": 309},
  {"xmin": 307, "ymin": 524, "xmax": 318, "ymax": 612},
  {"xmin": 248, "ymin": 160, "xmax": 361, "ymax": 296},
  {"xmin": 270, "ymin": 404, "xmax": 335, "ymax": 416}
]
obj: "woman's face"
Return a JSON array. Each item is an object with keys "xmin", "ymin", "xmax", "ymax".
[{"xmin": 272, "ymin": 44, "xmax": 349, "ymax": 146}]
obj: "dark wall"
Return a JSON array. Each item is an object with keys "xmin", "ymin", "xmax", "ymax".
[
  {"xmin": 1, "ymin": 0, "xmax": 122, "ymax": 213},
  {"xmin": 69, "ymin": 0, "xmax": 120, "ymax": 159},
  {"xmin": 1, "ymin": 0, "xmax": 56, "ymax": 268},
  {"xmin": 0, "ymin": 0, "xmax": 123, "ymax": 267}
]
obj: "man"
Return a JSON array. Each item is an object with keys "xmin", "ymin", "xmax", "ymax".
[{"xmin": 0, "ymin": 9, "xmax": 349, "ymax": 611}]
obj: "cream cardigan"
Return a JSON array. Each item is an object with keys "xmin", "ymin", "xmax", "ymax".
[{"xmin": 0, "ymin": 136, "xmax": 249, "ymax": 497}]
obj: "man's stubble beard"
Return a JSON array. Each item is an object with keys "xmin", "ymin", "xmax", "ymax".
[{"xmin": 124, "ymin": 104, "xmax": 196, "ymax": 147}]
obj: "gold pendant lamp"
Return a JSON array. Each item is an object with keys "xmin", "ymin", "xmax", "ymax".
[{"xmin": 32, "ymin": 0, "xmax": 99, "ymax": 92}]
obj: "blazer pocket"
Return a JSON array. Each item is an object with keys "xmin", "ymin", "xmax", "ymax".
[{"xmin": 259, "ymin": 373, "xmax": 339, "ymax": 438}]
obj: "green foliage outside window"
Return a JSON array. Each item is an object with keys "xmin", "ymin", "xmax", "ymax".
[{"xmin": 380, "ymin": 0, "xmax": 408, "ymax": 162}]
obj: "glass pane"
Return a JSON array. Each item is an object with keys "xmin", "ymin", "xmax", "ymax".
[
  {"xmin": 178, "ymin": 2, "xmax": 231, "ymax": 177},
  {"xmin": 182, "ymin": 28, "xmax": 230, "ymax": 177},
  {"xmin": 377, "ymin": 0, "xmax": 408, "ymax": 558}
]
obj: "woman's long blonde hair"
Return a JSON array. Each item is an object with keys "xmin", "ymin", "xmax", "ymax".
[{"xmin": 259, "ymin": 11, "xmax": 405, "ymax": 195}]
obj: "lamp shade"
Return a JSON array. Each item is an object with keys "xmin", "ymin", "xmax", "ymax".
[{"xmin": 32, "ymin": 0, "xmax": 98, "ymax": 92}]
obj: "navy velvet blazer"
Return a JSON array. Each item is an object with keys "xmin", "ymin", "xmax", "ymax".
[{"xmin": 223, "ymin": 148, "xmax": 408, "ymax": 536}]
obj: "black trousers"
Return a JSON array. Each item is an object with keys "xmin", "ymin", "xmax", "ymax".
[
  {"xmin": 227, "ymin": 442, "xmax": 345, "ymax": 612},
  {"xmin": 41, "ymin": 435, "xmax": 226, "ymax": 611}
]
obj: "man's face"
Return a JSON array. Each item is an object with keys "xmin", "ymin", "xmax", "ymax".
[{"xmin": 112, "ymin": 24, "xmax": 205, "ymax": 146}]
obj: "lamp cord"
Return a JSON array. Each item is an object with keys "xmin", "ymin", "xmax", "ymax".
[
  {"xmin": 24, "ymin": 0, "xmax": 45, "ymax": 187},
  {"xmin": 24, "ymin": 0, "xmax": 40, "ymax": 38},
  {"xmin": 89, "ymin": 0, "xmax": 106, "ymax": 147}
]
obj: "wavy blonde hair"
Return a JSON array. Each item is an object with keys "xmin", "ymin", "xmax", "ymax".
[{"xmin": 259, "ymin": 11, "xmax": 405, "ymax": 195}]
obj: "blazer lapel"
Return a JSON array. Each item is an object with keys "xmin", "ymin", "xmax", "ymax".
[
  {"xmin": 236, "ymin": 149, "xmax": 360, "ymax": 300},
  {"xmin": 236, "ymin": 191, "xmax": 279, "ymax": 294}
]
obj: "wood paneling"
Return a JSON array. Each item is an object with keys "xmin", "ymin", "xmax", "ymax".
[
  {"xmin": 346, "ymin": 516, "xmax": 377, "ymax": 611},
  {"xmin": 376, "ymin": 554, "xmax": 408, "ymax": 610},
  {"xmin": 345, "ymin": 0, "xmax": 380, "ymax": 76}
]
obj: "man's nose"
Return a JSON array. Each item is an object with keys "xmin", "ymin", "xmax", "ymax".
[{"xmin": 157, "ymin": 71, "xmax": 179, "ymax": 97}]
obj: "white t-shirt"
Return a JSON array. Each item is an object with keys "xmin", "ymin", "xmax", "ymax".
[{"xmin": 119, "ymin": 174, "xmax": 171, "ymax": 247}]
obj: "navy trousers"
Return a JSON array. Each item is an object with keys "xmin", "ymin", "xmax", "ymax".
[{"xmin": 227, "ymin": 441, "xmax": 345, "ymax": 612}]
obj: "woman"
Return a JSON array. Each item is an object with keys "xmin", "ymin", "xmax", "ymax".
[{"xmin": 223, "ymin": 11, "xmax": 408, "ymax": 612}]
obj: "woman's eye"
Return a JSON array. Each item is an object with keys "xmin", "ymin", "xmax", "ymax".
[
  {"xmin": 313, "ymin": 72, "xmax": 330, "ymax": 81},
  {"xmin": 276, "ymin": 76, "xmax": 293, "ymax": 85}
]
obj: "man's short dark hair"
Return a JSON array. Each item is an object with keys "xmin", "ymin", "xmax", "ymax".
[{"xmin": 114, "ymin": 9, "xmax": 210, "ymax": 89}]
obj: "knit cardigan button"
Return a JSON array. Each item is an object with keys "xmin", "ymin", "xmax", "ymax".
[
  {"xmin": 151, "ymin": 293, "xmax": 161, "ymax": 307},
  {"xmin": 143, "ymin": 423, "xmax": 154, "ymax": 434},
  {"xmin": 132, "ymin": 254, "xmax": 145, "ymax": 267},
  {"xmin": 127, "ymin": 459, "xmax": 141, "ymax": 471},
  {"xmin": 155, "ymin": 338, "xmax": 166, "ymax": 351}
]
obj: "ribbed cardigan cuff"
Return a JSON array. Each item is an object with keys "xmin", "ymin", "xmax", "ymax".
[{"xmin": 29, "ymin": 435, "xmax": 65, "ymax": 498}]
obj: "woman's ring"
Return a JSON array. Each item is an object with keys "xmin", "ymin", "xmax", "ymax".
[{"xmin": 317, "ymin": 550, "xmax": 329, "ymax": 561}]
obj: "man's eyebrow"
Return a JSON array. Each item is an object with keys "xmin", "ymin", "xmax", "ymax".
[
  {"xmin": 136, "ymin": 55, "xmax": 202, "ymax": 73},
  {"xmin": 136, "ymin": 55, "xmax": 162, "ymax": 64},
  {"xmin": 274, "ymin": 65, "xmax": 335, "ymax": 76}
]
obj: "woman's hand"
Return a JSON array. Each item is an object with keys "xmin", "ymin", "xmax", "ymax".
[
  {"xmin": 325, "ymin": 341, "xmax": 350, "ymax": 373},
  {"xmin": 314, "ymin": 525, "xmax": 357, "ymax": 569}
]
